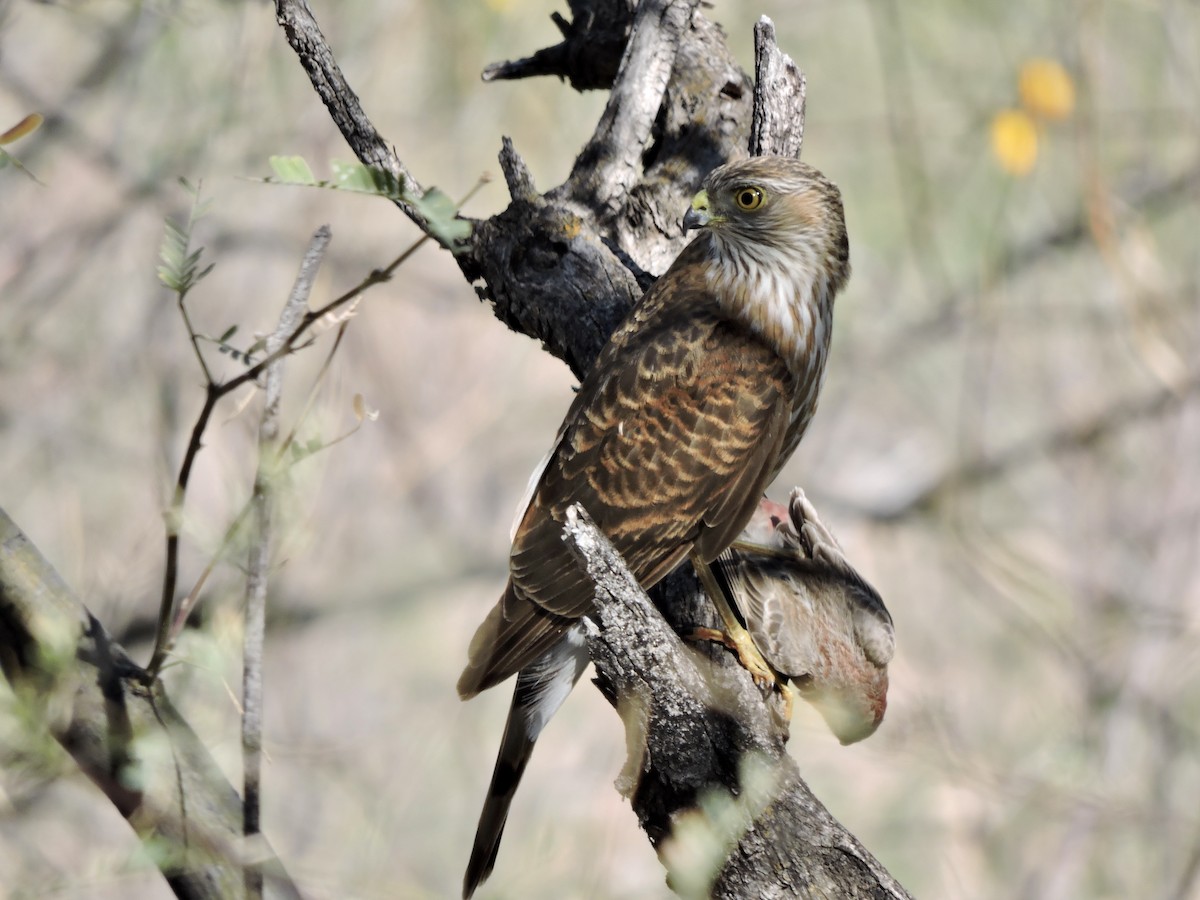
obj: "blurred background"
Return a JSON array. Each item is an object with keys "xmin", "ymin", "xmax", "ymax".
[{"xmin": 1, "ymin": 0, "xmax": 1198, "ymax": 897}]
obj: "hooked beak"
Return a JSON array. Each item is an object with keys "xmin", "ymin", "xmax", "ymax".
[{"xmin": 682, "ymin": 189, "xmax": 712, "ymax": 233}]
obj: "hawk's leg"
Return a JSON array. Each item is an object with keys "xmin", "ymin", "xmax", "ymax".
[
  {"xmin": 689, "ymin": 553, "xmax": 778, "ymax": 690},
  {"xmin": 685, "ymin": 623, "xmax": 794, "ymax": 720}
]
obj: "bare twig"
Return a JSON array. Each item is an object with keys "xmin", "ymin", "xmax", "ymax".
[
  {"xmin": 149, "ymin": 229, "xmax": 430, "ymax": 678},
  {"xmin": 242, "ymin": 225, "xmax": 330, "ymax": 898},
  {"xmin": 178, "ymin": 300, "xmax": 216, "ymax": 387},
  {"xmin": 151, "ymin": 385, "xmax": 223, "ymax": 678}
]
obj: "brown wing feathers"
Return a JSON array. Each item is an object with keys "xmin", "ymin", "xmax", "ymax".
[{"xmin": 458, "ymin": 282, "xmax": 794, "ymax": 697}]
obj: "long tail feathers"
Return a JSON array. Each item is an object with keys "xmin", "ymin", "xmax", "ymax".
[
  {"xmin": 462, "ymin": 706, "xmax": 533, "ymax": 898},
  {"xmin": 462, "ymin": 626, "xmax": 590, "ymax": 898}
]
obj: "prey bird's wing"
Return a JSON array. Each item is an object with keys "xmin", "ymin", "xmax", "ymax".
[{"xmin": 715, "ymin": 491, "xmax": 895, "ymax": 743}]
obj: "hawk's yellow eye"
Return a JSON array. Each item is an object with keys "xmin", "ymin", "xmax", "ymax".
[{"xmin": 734, "ymin": 186, "xmax": 765, "ymax": 211}]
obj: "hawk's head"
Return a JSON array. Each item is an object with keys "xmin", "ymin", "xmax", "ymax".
[
  {"xmin": 680, "ymin": 157, "xmax": 850, "ymax": 383},
  {"xmin": 683, "ymin": 156, "xmax": 850, "ymax": 299}
]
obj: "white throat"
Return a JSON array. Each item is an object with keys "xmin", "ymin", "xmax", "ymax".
[{"xmin": 702, "ymin": 232, "xmax": 834, "ymax": 377}]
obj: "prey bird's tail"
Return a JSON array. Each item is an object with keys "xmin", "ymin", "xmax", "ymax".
[{"xmin": 463, "ymin": 626, "xmax": 590, "ymax": 898}]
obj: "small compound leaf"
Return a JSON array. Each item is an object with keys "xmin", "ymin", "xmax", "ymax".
[
  {"xmin": 330, "ymin": 159, "xmax": 406, "ymax": 200},
  {"xmin": 269, "ymin": 155, "xmax": 318, "ymax": 186},
  {"xmin": 158, "ymin": 182, "xmax": 213, "ymax": 296},
  {"xmin": 412, "ymin": 186, "xmax": 472, "ymax": 246}
]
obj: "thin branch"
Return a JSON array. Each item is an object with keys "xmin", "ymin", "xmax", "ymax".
[
  {"xmin": 242, "ymin": 224, "xmax": 330, "ymax": 898},
  {"xmin": 172, "ymin": 182, "xmax": 218, "ymax": 387},
  {"xmin": 149, "ymin": 230, "xmax": 429, "ymax": 678},
  {"xmin": 272, "ymin": 0, "xmax": 443, "ymax": 243},
  {"xmin": 857, "ymin": 365, "xmax": 1200, "ymax": 521},
  {"xmin": 162, "ymin": 330, "xmax": 351, "ymax": 651},
  {"xmin": 150, "ymin": 385, "xmax": 222, "ymax": 677},
  {"xmin": 178, "ymin": 299, "xmax": 216, "ymax": 387}
]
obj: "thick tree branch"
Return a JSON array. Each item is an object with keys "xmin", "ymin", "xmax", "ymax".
[
  {"xmin": 481, "ymin": 0, "xmax": 635, "ymax": 90},
  {"xmin": 566, "ymin": 0, "xmax": 700, "ymax": 217},
  {"xmin": 470, "ymin": 8, "xmax": 753, "ymax": 377},
  {"xmin": 273, "ymin": 0, "xmax": 752, "ymax": 378},
  {"xmin": 0, "ymin": 507, "xmax": 301, "ymax": 900},
  {"xmin": 563, "ymin": 507, "xmax": 912, "ymax": 899}
]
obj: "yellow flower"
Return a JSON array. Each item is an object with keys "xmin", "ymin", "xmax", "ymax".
[
  {"xmin": 991, "ymin": 109, "xmax": 1039, "ymax": 177},
  {"xmin": 1019, "ymin": 59, "xmax": 1076, "ymax": 121}
]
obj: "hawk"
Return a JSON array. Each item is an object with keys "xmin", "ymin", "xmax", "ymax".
[
  {"xmin": 716, "ymin": 489, "xmax": 894, "ymax": 744},
  {"xmin": 459, "ymin": 156, "xmax": 850, "ymax": 897}
]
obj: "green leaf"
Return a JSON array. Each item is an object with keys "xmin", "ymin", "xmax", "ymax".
[
  {"xmin": 329, "ymin": 159, "xmax": 406, "ymax": 199},
  {"xmin": 157, "ymin": 181, "xmax": 214, "ymax": 299},
  {"xmin": 263, "ymin": 156, "xmax": 408, "ymax": 202},
  {"xmin": 411, "ymin": 186, "xmax": 472, "ymax": 247},
  {"xmin": 269, "ymin": 155, "xmax": 318, "ymax": 185},
  {"xmin": 257, "ymin": 156, "xmax": 472, "ymax": 248}
]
